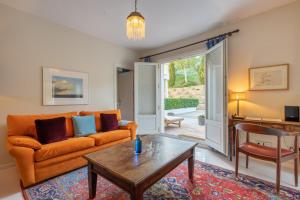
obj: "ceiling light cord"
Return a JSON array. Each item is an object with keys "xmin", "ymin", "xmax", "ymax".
[{"xmin": 135, "ymin": 0, "xmax": 137, "ymax": 12}]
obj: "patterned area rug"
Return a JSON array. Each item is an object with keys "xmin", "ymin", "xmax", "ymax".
[{"xmin": 22, "ymin": 160, "xmax": 300, "ymax": 200}]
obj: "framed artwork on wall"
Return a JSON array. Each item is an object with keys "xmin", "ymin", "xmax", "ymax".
[
  {"xmin": 43, "ymin": 67, "xmax": 89, "ymax": 105},
  {"xmin": 248, "ymin": 64, "xmax": 289, "ymax": 91}
]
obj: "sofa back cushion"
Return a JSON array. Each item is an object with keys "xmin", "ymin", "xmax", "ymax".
[
  {"xmin": 35, "ymin": 117, "xmax": 67, "ymax": 144},
  {"xmin": 7, "ymin": 112, "xmax": 77, "ymax": 138},
  {"xmin": 79, "ymin": 109, "xmax": 121, "ymax": 132}
]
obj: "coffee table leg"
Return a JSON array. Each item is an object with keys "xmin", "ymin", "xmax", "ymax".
[
  {"xmin": 88, "ymin": 163, "xmax": 97, "ymax": 199},
  {"xmin": 188, "ymin": 149, "xmax": 195, "ymax": 183},
  {"xmin": 131, "ymin": 188, "xmax": 143, "ymax": 200}
]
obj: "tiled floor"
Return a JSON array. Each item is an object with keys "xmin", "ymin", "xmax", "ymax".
[{"xmin": 0, "ymin": 147, "xmax": 299, "ymax": 200}]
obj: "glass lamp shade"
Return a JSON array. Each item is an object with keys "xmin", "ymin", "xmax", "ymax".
[
  {"xmin": 230, "ymin": 92, "xmax": 246, "ymax": 100},
  {"xmin": 126, "ymin": 11, "xmax": 145, "ymax": 40}
]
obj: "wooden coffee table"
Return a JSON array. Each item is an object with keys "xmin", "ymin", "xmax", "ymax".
[{"xmin": 83, "ymin": 135, "xmax": 197, "ymax": 200}]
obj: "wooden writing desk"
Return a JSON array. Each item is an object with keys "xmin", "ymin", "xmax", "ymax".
[{"xmin": 228, "ymin": 118, "xmax": 300, "ymax": 161}]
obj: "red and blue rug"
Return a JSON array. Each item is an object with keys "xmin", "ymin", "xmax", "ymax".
[{"xmin": 22, "ymin": 160, "xmax": 300, "ymax": 200}]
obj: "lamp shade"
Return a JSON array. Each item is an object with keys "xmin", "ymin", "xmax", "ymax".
[
  {"xmin": 126, "ymin": 11, "xmax": 145, "ymax": 40},
  {"xmin": 230, "ymin": 92, "xmax": 246, "ymax": 100}
]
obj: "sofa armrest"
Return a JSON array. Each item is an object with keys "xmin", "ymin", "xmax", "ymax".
[
  {"xmin": 6, "ymin": 142, "xmax": 35, "ymax": 187},
  {"xmin": 8, "ymin": 136, "xmax": 42, "ymax": 150},
  {"xmin": 119, "ymin": 121, "xmax": 137, "ymax": 140}
]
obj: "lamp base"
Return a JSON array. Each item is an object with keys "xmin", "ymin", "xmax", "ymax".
[{"xmin": 232, "ymin": 114, "xmax": 245, "ymax": 120}]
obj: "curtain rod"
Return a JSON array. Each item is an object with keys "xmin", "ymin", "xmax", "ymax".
[{"xmin": 139, "ymin": 29, "xmax": 240, "ymax": 60}]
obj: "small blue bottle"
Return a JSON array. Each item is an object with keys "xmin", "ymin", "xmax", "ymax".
[{"xmin": 135, "ymin": 136, "xmax": 142, "ymax": 154}]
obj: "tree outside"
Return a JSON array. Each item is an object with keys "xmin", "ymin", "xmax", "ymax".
[{"xmin": 168, "ymin": 56, "xmax": 205, "ymax": 88}]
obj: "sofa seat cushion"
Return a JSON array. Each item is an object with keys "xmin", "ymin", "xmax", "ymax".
[
  {"xmin": 35, "ymin": 137, "xmax": 95, "ymax": 162},
  {"xmin": 89, "ymin": 130, "xmax": 130, "ymax": 146}
]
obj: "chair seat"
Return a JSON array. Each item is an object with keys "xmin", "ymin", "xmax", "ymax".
[{"xmin": 239, "ymin": 142, "xmax": 293, "ymax": 160}]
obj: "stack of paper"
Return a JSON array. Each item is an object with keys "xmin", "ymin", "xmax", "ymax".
[{"xmin": 245, "ymin": 117, "xmax": 262, "ymax": 121}]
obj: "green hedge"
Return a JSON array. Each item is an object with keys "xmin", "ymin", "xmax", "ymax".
[{"xmin": 165, "ymin": 98, "xmax": 199, "ymax": 110}]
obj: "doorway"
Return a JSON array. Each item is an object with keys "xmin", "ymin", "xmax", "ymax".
[
  {"xmin": 133, "ymin": 40, "xmax": 228, "ymax": 155},
  {"xmin": 116, "ymin": 67, "xmax": 134, "ymax": 121},
  {"xmin": 161, "ymin": 55, "xmax": 206, "ymax": 141}
]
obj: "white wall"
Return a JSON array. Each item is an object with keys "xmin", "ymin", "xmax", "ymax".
[
  {"xmin": 0, "ymin": 4, "xmax": 138, "ymax": 166},
  {"xmin": 141, "ymin": 1, "xmax": 300, "ymax": 148}
]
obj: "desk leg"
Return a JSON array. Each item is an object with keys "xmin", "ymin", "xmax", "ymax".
[
  {"xmin": 88, "ymin": 163, "xmax": 97, "ymax": 199},
  {"xmin": 232, "ymin": 127, "xmax": 236, "ymax": 156},
  {"xmin": 228, "ymin": 126, "xmax": 235, "ymax": 161},
  {"xmin": 188, "ymin": 148, "xmax": 195, "ymax": 183},
  {"xmin": 228, "ymin": 127, "xmax": 232, "ymax": 161}
]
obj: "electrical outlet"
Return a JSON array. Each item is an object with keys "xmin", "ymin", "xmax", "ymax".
[
  {"xmin": 263, "ymin": 142, "xmax": 272, "ymax": 147},
  {"xmin": 256, "ymin": 140, "xmax": 272, "ymax": 147}
]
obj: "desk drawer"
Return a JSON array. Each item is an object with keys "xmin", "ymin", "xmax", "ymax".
[
  {"xmin": 269, "ymin": 124, "xmax": 284, "ymax": 130},
  {"xmin": 287, "ymin": 125, "xmax": 300, "ymax": 132}
]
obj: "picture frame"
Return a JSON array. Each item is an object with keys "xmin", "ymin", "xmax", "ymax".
[
  {"xmin": 43, "ymin": 67, "xmax": 89, "ymax": 105},
  {"xmin": 248, "ymin": 64, "xmax": 289, "ymax": 91}
]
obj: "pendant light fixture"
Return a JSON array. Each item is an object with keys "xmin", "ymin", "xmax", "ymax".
[{"xmin": 126, "ymin": 0, "xmax": 145, "ymax": 40}]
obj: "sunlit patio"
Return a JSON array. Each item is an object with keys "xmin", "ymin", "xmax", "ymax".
[{"xmin": 164, "ymin": 110, "xmax": 205, "ymax": 140}]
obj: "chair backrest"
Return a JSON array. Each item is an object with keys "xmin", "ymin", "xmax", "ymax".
[{"xmin": 235, "ymin": 123, "xmax": 288, "ymax": 137}]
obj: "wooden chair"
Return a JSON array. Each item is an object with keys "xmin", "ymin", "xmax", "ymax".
[{"xmin": 234, "ymin": 123, "xmax": 299, "ymax": 194}]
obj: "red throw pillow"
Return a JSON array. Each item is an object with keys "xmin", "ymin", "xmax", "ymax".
[
  {"xmin": 100, "ymin": 114, "xmax": 119, "ymax": 131},
  {"xmin": 35, "ymin": 117, "xmax": 67, "ymax": 144}
]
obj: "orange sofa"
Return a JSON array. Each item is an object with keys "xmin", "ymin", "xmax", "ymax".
[{"xmin": 6, "ymin": 110, "xmax": 137, "ymax": 187}]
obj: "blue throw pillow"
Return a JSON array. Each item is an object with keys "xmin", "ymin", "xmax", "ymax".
[{"xmin": 72, "ymin": 115, "xmax": 96, "ymax": 137}]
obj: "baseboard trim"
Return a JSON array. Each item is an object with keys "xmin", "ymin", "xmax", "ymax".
[{"xmin": 0, "ymin": 162, "xmax": 15, "ymax": 170}]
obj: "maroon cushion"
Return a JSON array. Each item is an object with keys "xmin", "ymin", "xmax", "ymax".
[
  {"xmin": 100, "ymin": 114, "xmax": 119, "ymax": 132},
  {"xmin": 35, "ymin": 117, "xmax": 67, "ymax": 144}
]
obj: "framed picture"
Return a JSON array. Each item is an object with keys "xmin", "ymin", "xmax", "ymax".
[
  {"xmin": 249, "ymin": 64, "xmax": 289, "ymax": 91},
  {"xmin": 43, "ymin": 67, "xmax": 89, "ymax": 105}
]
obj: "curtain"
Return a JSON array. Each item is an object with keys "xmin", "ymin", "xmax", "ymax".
[
  {"xmin": 206, "ymin": 35, "xmax": 226, "ymax": 49},
  {"xmin": 144, "ymin": 56, "xmax": 151, "ymax": 62}
]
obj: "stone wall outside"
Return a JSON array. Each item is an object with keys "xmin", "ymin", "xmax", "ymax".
[{"xmin": 168, "ymin": 85, "xmax": 205, "ymax": 110}]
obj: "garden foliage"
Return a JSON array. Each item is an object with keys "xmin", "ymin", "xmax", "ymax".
[{"xmin": 165, "ymin": 98, "xmax": 199, "ymax": 110}]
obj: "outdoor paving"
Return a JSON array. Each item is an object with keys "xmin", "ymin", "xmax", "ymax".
[{"xmin": 164, "ymin": 110, "xmax": 206, "ymax": 140}]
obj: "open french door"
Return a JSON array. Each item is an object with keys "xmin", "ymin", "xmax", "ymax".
[
  {"xmin": 134, "ymin": 62, "xmax": 161, "ymax": 135},
  {"xmin": 205, "ymin": 40, "xmax": 228, "ymax": 155}
]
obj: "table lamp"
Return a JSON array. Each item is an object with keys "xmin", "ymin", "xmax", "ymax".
[{"xmin": 230, "ymin": 92, "xmax": 246, "ymax": 119}]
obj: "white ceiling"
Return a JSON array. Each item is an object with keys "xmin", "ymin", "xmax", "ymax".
[{"xmin": 0, "ymin": 0, "xmax": 296, "ymax": 50}]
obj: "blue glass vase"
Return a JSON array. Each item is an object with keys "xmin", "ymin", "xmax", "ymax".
[{"xmin": 135, "ymin": 136, "xmax": 142, "ymax": 154}]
